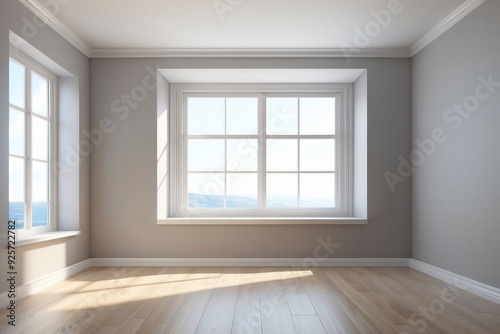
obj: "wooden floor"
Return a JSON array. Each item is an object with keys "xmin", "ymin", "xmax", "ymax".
[{"xmin": 1, "ymin": 267, "xmax": 499, "ymax": 333}]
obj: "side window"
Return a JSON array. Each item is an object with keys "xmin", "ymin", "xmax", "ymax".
[{"xmin": 9, "ymin": 52, "xmax": 57, "ymax": 234}]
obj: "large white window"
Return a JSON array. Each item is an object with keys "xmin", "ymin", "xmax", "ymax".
[
  {"xmin": 9, "ymin": 50, "xmax": 57, "ymax": 234},
  {"xmin": 169, "ymin": 84, "xmax": 352, "ymax": 218}
]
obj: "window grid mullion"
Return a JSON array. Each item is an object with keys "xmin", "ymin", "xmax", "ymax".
[
  {"xmin": 266, "ymin": 135, "xmax": 336, "ymax": 139},
  {"xmin": 26, "ymin": 66, "xmax": 33, "ymax": 230},
  {"xmin": 9, "ymin": 104, "xmax": 27, "ymax": 113},
  {"xmin": 189, "ymin": 170, "xmax": 256, "ymax": 174},
  {"xmin": 259, "ymin": 93, "xmax": 266, "ymax": 209},
  {"xmin": 336, "ymin": 94, "xmax": 343, "ymax": 213},
  {"xmin": 224, "ymin": 98, "xmax": 227, "ymax": 208},
  {"xmin": 9, "ymin": 153, "xmax": 26, "ymax": 160},
  {"xmin": 297, "ymin": 97, "xmax": 301, "ymax": 208},
  {"xmin": 32, "ymin": 157, "xmax": 50, "ymax": 164},
  {"xmin": 187, "ymin": 135, "xmax": 259, "ymax": 140},
  {"xmin": 31, "ymin": 113, "xmax": 51, "ymax": 122},
  {"xmin": 266, "ymin": 171, "xmax": 335, "ymax": 174},
  {"xmin": 182, "ymin": 94, "xmax": 188, "ymax": 212},
  {"xmin": 49, "ymin": 75, "xmax": 55, "ymax": 228}
]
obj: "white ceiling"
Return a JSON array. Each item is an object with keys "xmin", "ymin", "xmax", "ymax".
[{"xmin": 25, "ymin": 0, "xmax": 483, "ymax": 57}]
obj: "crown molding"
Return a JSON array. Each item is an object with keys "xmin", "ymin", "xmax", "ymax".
[
  {"xmin": 90, "ymin": 48, "xmax": 410, "ymax": 59},
  {"xmin": 19, "ymin": 0, "xmax": 483, "ymax": 59},
  {"xmin": 18, "ymin": 0, "xmax": 92, "ymax": 57},
  {"xmin": 409, "ymin": 0, "xmax": 485, "ymax": 56}
]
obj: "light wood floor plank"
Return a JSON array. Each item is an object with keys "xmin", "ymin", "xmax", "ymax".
[
  {"xmin": 133, "ymin": 268, "xmax": 196, "ymax": 333},
  {"xmin": 300, "ymin": 269, "xmax": 362, "ymax": 334},
  {"xmin": 286, "ymin": 292, "xmax": 317, "ymax": 315},
  {"xmin": 293, "ymin": 315, "xmax": 327, "ymax": 334},
  {"xmin": 116, "ymin": 268, "xmax": 188, "ymax": 321},
  {"xmin": 195, "ymin": 267, "xmax": 240, "ymax": 334},
  {"xmin": 162, "ymin": 267, "xmax": 220, "ymax": 334},
  {"xmin": 318, "ymin": 268, "xmax": 383, "ymax": 334},
  {"xmin": 323, "ymin": 268, "xmax": 405, "ymax": 333},
  {"xmin": 260, "ymin": 289, "xmax": 297, "ymax": 334},
  {"xmin": 85, "ymin": 325, "xmax": 118, "ymax": 334},
  {"xmin": 232, "ymin": 268, "xmax": 263, "ymax": 334}
]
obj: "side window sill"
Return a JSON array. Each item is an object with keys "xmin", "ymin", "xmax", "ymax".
[
  {"xmin": 11, "ymin": 231, "xmax": 81, "ymax": 248},
  {"xmin": 159, "ymin": 217, "xmax": 367, "ymax": 225}
]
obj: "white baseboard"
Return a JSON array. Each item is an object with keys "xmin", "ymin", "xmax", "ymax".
[
  {"xmin": 92, "ymin": 257, "xmax": 409, "ymax": 267},
  {"xmin": 409, "ymin": 259, "xmax": 500, "ymax": 305},
  {"xmin": 0, "ymin": 258, "xmax": 93, "ymax": 308}
]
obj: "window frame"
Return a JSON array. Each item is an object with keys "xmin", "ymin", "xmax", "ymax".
[
  {"xmin": 9, "ymin": 49, "xmax": 58, "ymax": 235},
  {"xmin": 169, "ymin": 83, "xmax": 353, "ymax": 219}
]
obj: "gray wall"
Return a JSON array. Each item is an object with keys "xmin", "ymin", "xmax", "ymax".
[
  {"xmin": 0, "ymin": 0, "xmax": 90, "ymax": 292},
  {"xmin": 90, "ymin": 58, "xmax": 411, "ymax": 259},
  {"xmin": 412, "ymin": 0, "xmax": 500, "ymax": 288}
]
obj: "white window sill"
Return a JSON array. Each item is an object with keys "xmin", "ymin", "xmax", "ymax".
[
  {"xmin": 159, "ymin": 217, "xmax": 367, "ymax": 225},
  {"xmin": 13, "ymin": 231, "xmax": 81, "ymax": 247}
]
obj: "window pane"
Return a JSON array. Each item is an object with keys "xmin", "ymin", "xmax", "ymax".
[
  {"xmin": 227, "ymin": 139, "xmax": 258, "ymax": 172},
  {"xmin": 188, "ymin": 173, "xmax": 224, "ymax": 208},
  {"xmin": 9, "ymin": 157, "xmax": 24, "ymax": 202},
  {"xmin": 267, "ymin": 139, "xmax": 297, "ymax": 171},
  {"xmin": 300, "ymin": 98, "xmax": 336, "ymax": 135},
  {"xmin": 9, "ymin": 60, "xmax": 25, "ymax": 109},
  {"xmin": 300, "ymin": 139, "xmax": 335, "ymax": 171},
  {"xmin": 9, "ymin": 108, "xmax": 25, "ymax": 156},
  {"xmin": 32, "ymin": 203, "xmax": 49, "ymax": 227},
  {"xmin": 266, "ymin": 98, "xmax": 298, "ymax": 135},
  {"xmin": 300, "ymin": 174, "xmax": 335, "ymax": 208},
  {"xmin": 9, "ymin": 203, "xmax": 25, "ymax": 229},
  {"xmin": 31, "ymin": 203, "xmax": 49, "ymax": 227},
  {"xmin": 188, "ymin": 98, "xmax": 225, "ymax": 135},
  {"xmin": 227, "ymin": 173, "xmax": 258, "ymax": 208},
  {"xmin": 188, "ymin": 139, "xmax": 225, "ymax": 171},
  {"xmin": 266, "ymin": 173, "xmax": 298, "ymax": 207},
  {"xmin": 227, "ymin": 98, "xmax": 258, "ymax": 135},
  {"xmin": 32, "ymin": 116, "xmax": 49, "ymax": 161},
  {"xmin": 33, "ymin": 161, "xmax": 49, "ymax": 202},
  {"xmin": 32, "ymin": 72, "xmax": 49, "ymax": 117}
]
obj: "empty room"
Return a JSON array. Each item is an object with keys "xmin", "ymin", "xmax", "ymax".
[{"xmin": 1, "ymin": 0, "xmax": 499, "ymax": 333}]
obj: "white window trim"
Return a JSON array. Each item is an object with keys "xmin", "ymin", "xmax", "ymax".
[
  {"xmin": 168, "ymin": 83, "xmax": 353, "ymax": 219},
  {"xmin": 9, "ymin": 48, "xmax": 58, "ymax": 235}
]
